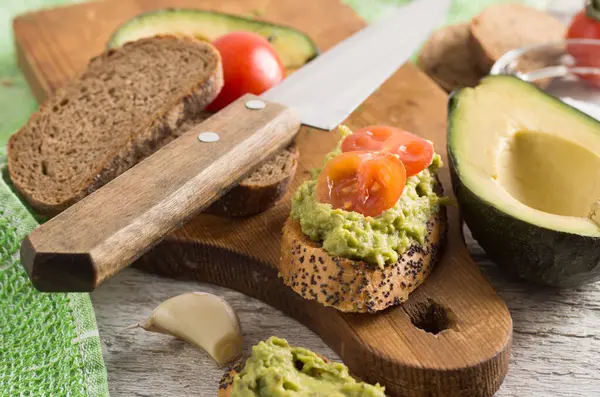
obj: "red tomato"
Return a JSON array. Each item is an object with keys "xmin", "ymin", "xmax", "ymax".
[
  {"xmin": 341, "ymin": 125, "xmax": 434, "ymax": 177},
  {"xmin": 568, "ymin": 9, "xmax": 600, "ymax": 40},
  {"xmin": 316, "ymin": 151, "xmax": 406, "ymax": 217},
  {"xmin": 567, "ymin": 10, "xmax": 600, "ymax": 86},
  {"xmin": 207, "ymin": 32, "xmax": 285, "ymax": 111}
]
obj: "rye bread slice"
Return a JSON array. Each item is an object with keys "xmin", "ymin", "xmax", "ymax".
[
  {"xmin": 470, "ymin": 3, "xmax": 566, "ymax": 71},
  {"xmin": 169, "ymin": 112, "xmax": 299, "ymax": 217},
  {"xmin": 418, "ymin": 23, "xmax": 487, "ymax": 92},
  {"xmin": 8, "ymin": 35, "xmax": 223, "ymax": 216},
  {"xmin": 204, "ymin": 142, "xmax": 298, "ymax": 217}
]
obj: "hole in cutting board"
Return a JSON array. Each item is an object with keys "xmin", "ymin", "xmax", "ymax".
[{"xmin": 408, "ymin": 299, "xmax": 454, "ymax": 335}]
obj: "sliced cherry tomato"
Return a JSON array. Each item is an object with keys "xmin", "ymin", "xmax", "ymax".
[
  {"xmin": 316, "ymin": 151, "xmax": 406, "ymax": 217},
  {"xmin": 341, "ymin": 125, "xmax": 434, "ymax": 177},
  {"xmin": 207, "ymin": 32, "xmax": 285, "ymax": 112},
  {"xmin": 567, "ymin": 9, "xmax": 600, "ymax": 86}
]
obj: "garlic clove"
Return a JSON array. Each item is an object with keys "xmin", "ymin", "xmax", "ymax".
[{"xmin": 136, "ymin": 292, "xmax": 242, "ymax": 365}]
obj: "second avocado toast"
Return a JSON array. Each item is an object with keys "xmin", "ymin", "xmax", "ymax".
[{"xmin": 218, "ymin": 337, "xmax": 388, "ymax": 397}]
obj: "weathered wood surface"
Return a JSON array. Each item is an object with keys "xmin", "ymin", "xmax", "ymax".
[{"xmin": 92, "ymin": 227, "xmax": 600, "ymax": 397}]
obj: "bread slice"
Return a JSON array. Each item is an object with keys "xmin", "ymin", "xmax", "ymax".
[
  {"xmin": 157, "ymin": 111, "xmax": 299, "ymax": 217},
  {"xmin": 205, "ymin": 143, "xmax": 299, "ymax": 216},
  {"xmin": 470, "ymin": 3, "xmax": 566, "ymax": 71},
  {"xmin": 278, "ymin": 202, "xmax": 446, "ymax": 313},
  {"xmin": 418, "ymin": 23, "xmax": 487, "ymax": 92},
  {"xmin": 8, "ymin": 35, "xmax": 223, "ymax": 216}
]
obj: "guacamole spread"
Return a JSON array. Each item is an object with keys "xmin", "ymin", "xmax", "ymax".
[
  {"xmin": 231, "ymin": 337, "xmax": 386, "ymax": 397},
  {"xmin": 291, "ymin": 126, "xmax": 442, "ymax": 267}
]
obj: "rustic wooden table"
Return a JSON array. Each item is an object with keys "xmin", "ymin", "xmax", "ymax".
[
  {"xmin": 91, "ymin": 227, "xmax": 600, "ymax": 397},
  {"xmin": 90, "ymin": 2, "xmax": 600, "ymax": 396}
]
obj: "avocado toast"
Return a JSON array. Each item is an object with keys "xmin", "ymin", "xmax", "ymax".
[
  {"xmin": 278, "ymin": 126, "xmax": 447, "ymax": 313},
  {"xmin": 218, "ymin": 337, "xmax": 387, "ymax": 397}
]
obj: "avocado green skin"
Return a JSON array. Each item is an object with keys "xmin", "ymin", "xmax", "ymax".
[
  {"xmin": 447, "ymin": 88, "xmax": 600, "ymax": 288},
  {"xmin": 106, "ymin": 8, "xmax": 319, "ymax": 65}
]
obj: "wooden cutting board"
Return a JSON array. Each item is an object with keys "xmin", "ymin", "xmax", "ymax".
[{"xmin": 13, "ymin": 0, "xmax": 513, "ymax": 396}]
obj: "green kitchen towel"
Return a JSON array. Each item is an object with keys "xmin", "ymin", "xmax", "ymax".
[
  {"xmin": 0, "ymin": 0, "xmax": 552, "ymax": 396},
  {"xmin": 0, "ymin": 170, "xmax": 109, "ymax": 396},
  {"xmin": 1, "ymin": 0, "xmax": 109, "ymax": 395}
]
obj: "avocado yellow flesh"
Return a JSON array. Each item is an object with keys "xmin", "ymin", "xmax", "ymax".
[
  {"xmin": 448, "ymin": 75, "xmax": 600, "ymax": 287},
  {"xmin": 497, "ymin": 130, "xmax": 600, "ymax": 219},
  {"xmin": 450, "ymin": 76, "xmax": 600, "ymax": 237}
]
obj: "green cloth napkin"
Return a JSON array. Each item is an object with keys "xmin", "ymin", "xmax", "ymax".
[
  {"xmin": 0, "ymin": 176, "xmax": 108, "ymax": 396},
  {"xmin": 0, "ymin": 0, "xmax": 550, "ymax": 395}
]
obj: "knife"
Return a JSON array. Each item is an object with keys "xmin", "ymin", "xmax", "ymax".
[{"xmin": 21, "ymin": 0, "xmax": 451, "ymax": 292}]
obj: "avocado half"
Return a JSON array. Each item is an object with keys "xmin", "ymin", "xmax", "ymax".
[
  {"xmin": 108, "ymin": 8, "xmax": 319, "ymax": 70},
  {"xmin": 448, "ymin": 75, "xmax": 600, "ymax": 287}
]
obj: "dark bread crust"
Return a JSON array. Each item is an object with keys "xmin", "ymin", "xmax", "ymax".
[{"xmin": 8, "ymin": 35, "xmax": 223, "ymax": 216}]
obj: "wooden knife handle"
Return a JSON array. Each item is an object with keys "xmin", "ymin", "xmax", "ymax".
[{"xmin": 21, "ymin": 94, "xmax": 300, "ymax": 292}]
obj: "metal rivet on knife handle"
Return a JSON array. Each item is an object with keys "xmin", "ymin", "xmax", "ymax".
[
  {"xmin": 245, "ymin": 99, "xmax": 266, "ymax": 110},
  {"xmin": 198, "ymin": 132, "xmax": 220, "ymax": 143}
]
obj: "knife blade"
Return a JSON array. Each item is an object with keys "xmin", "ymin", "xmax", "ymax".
[
  {"xmin": 263, "ymin": 0, "xmax": 451, "ymax": 130},
  {"xmin": 21, "ymin": 0, "xmax": 450, "ymax": 292}
]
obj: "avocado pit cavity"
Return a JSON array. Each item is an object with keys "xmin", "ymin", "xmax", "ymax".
[{"xmin": 497, "ymin": 130, "xmax": 600, "ymax": 219}]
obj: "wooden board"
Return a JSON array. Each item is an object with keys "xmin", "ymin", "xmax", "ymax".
[{"xmin": 13, "ymin": 1, "xmax": 513, "ymax": 396}]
